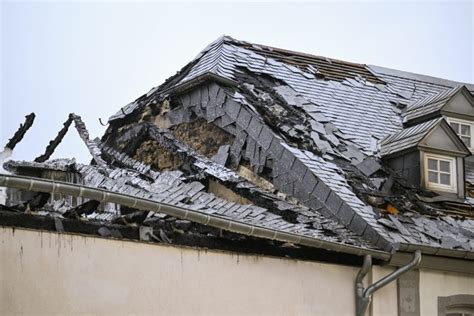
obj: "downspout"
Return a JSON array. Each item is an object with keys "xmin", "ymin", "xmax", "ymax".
[
  {"xmin": 356, "ymin": 250, "xmax": 421, "ymax": 316},
  {"xmin": 0, "ymin": 174, "xmax": 391, "ymax": 260}
]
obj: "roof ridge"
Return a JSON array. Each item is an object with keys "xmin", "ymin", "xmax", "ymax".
[
  {"xmin": 223, "ymin": 35, "xmax": 370, "ymax": 68},
  {"xmin": 368, "ymin": 64, "xmax": 474, "ymax": 89},
  {"xmin": 219, "ymin": 35, "xmax": 474, "ymax": 88}
]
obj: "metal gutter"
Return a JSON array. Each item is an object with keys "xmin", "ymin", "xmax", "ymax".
[
  {"xmin": 356, "ymin": 250, "xmax": 421, "ymax": 316},
  {"xmin": 389, "ymin": 251, "xmax": 474, "ymax": 274},
  {"xmin": 398, "ymin": 242, "xmax": 474, "ymax": 260},
  {"xmin": 0, "ymin": 174, "xmax": 391, "ymax": 260}
]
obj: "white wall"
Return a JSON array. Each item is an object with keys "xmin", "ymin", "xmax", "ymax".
[
  {"xmin": 371, "ymin": 266, "xmax": 398, "ymax": 316},
  {"xmin": 1, "ymin": 227, "xmax": 361, "ymax": 316},
  {"xmin": 2, "ymin": 227, "xmax": 473, "ymax": 316},
  {"xmin": 419, "ymin": 269, "xmax": 474, "ymax": 315}
]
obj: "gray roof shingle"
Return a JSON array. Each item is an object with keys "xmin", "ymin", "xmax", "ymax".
[
  {"xmin": 379, "ymin": 118, "xmax": 442, "ymax": 157},
  {"xmin": 403, "ymin": 86, "xmax": 464, "ymax": 123}
]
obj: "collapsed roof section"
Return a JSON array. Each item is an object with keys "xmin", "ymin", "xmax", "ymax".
[{"xmin": 2, "ymin": 112, "xmax": 385, "ymax": 262}]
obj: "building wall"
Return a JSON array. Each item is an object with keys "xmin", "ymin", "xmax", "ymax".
[
  {"xmin": 419, "ymin": 269, "xmax": 474, "ymax": 316},
  {"xmin": 0, "ymin": 227, "xmax": 360, "ymax": 316},
  {"xmin": 1, "ymin": 227, "xmax": 473, "ymax": 316},
  {"xmin": 371, "ymin": 266, "xmax": 398, "ymax": 316}
]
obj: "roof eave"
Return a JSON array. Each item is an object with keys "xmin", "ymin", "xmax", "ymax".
[
  {"xmin": 398, "ymin": 242, "xmax": 474, "ymax": 262},
  {"xmin": 162, "ymin": 72, "xmax": 238, "ymax": 97}
]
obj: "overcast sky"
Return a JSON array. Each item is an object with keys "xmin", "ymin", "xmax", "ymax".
[{"xmin": 1, "ymin": 1, "xmax": 473, "ymax": 163}]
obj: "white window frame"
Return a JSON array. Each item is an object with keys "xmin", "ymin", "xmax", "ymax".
[
  {"xmin": 446, "ymin": 117, "xmax": 473, "ymax": 152},
  {"xmin": 423, "ymin": 153, "xmax": 457, "ymax": 193}
]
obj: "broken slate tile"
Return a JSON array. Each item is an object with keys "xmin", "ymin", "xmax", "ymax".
[
  {"xmin": 219, "ymin": 114, "xmax": 235, "ymax": 128},
  {"xmin": 339, "ymin": 204, "xmax": 355, "ymax": 226},
  {"xmin": 279, "ymin": 148, "xmax": 296, "ymax": 171},
  {"xmin": 388, "ymin": 215, "xmax": 411, "ymax": 235},
  {"xmin": 224, "ymin": 99, "xmax": 241, "ymax": 120},
  {"xmin": 268, "ymin": 137, "xmax": 284, "ymax": 160},
  {"xmin": 308, "ymin": 112, "xmax": 331, "ymax": 123},
  {"xmin": 302, "ymin": 171, "xmax": 319, "ymax": 195},
  {"xmin": 247, "ymin": 116, "xmax": 263, "ymax": 139},
  {"xmin": 310, "ymin": 121, "xmax": 326, "ymax": 134},
  {"xmin": 257, "ymin": 126, "xmax": 274, "ymax": 150},
  {"xmin": 312, "ymin": 180, "xmax": 331, "ymax": 202},
  {"xmin": 251, "ymin": 145, "xmax": 261, "ymax": 168},
  {"xmin": 190, "ymin": 88, "xmax": 201, "ymax": 107},
  {"xmin": 325, "ymin": 133, "xmax": 340, "ymax": 147},
  {"xmin": 245, "ymin": 139, "xmax": 256, "ymax": 160},
  {"xmin": 348, "ymin": 215, "xmax": 368, "ymax": 236},
  {"xmin": 208, "ymin": 82, "xmax": 220, "ymax": 100},
  {"xmin": 381, "ymin": 174, "xmax": 394, "ymax": 194},
  {"xmin": 289, "ymin": 158, "xmax": 307, "ymax": 182},
  {"xmin": 325, "ymin": 191, "xmax": 343, "ymax": 215},
  {"xmin": 230, "ymin": 130, "xmax": 247, "ymax": 160},
  {"xmin": 212, "ymin": 145, "xmax": 230, "ymax": 166},
  {"xmin": 356, "ymin": 157, "xmax": 382, "ymax": 177},
  {"xmin": 236, "ymin": 107, "xmax": 252, "ymax": 129},
  {"xmin": 311, "ymin": 132, "xmax": 332, "ymax": 152},
  {"xmin": 371, "ymin": 177, "xmax": 385, "ymax": 189}
]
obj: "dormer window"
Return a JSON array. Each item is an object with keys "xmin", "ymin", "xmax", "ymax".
[
  {"xmin": 380, "ymin": 118, "xmax": 470, "ymax": 198},
  {"xmin": 424, "ymin": 153, "xmax": 456, "ymax": 193},
  {"xmin": 447, "ymin": 117, "xmax": 472, "ymax": 150}
]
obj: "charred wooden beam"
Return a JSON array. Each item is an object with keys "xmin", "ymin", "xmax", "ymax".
[
  {"xmin": 4, "ymin": 113, "xmax": 36, "ymax": 150},
  {"xmin": 63, "ymin": 200, "xmax": 100, "ymax": 219},
  {"xmin": 10, "ymin": 192, "xmax": 51, "ymax": 213},
  {"xmin": 34, "ymin": 114, "xmax": 74, "ymax": 162}
]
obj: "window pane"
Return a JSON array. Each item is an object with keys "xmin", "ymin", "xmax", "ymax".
[
  {"xmin": 461, "ymin": 124, "xmax": 471, "ymax": 136},
  {"xmin": 428, "ymin": 171, "xmax": 438, "ymax": 183},
  {"xmin": 440, "ymin": 160, "xmax": 450, "ymax": 172},
  {"xmin": 461, "ymin": 136, "xmax": 471, "ymax": 148},
  {"xmin": 428, "ymin": 158, "xmax": 438, "ymax": 170},
  {"xmin": 450, "ymin": 122, "xmax": 460, "ymax": 133},
  {"xmin": 440, "ymin": 173, "xmax": 451, "ymax": 185}
]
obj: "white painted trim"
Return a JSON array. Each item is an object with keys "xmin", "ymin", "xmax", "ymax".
[
  {"xmin": 446, "ymin": 116, "xmax": 473, "ymax": 152},
  {"xmin": 423, "ymin": 153, "xmax": 457, "ymax": 193}
]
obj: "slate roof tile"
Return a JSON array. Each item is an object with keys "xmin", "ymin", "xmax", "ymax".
[{"xmin": 379, "ymin": 118, "xmax": 442, "ymax": 156}]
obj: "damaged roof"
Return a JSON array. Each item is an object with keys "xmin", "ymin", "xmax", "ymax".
[
  {"xmin": 2, "ymin": 114, "xmax": 382, "ymax": 261},
  {"xmin": 3, "ymin": 35, "xmax": 474, "ymax": 262}
]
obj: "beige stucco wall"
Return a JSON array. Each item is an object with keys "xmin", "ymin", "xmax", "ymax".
[
  {"xmin": 370, "ymin": 266, "xmax": 398, "ymax": 316},
  {"xmin": 419, "ymin": 269, "xmax": 474, "ymax": 315},
  {"xmin": 1, "ymin": 227, "xmax": 362, "ymax": 316},
  {"xmin": 2, "ymin": 227, "xmax": 473, "ymax": 316}
]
